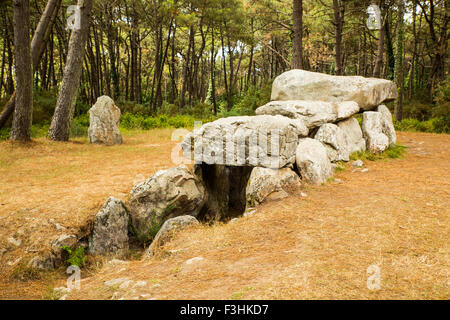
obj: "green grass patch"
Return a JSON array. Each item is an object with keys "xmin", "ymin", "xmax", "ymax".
[{"xmin": 350, "ymin": 144, "xmax": 408, "ymax": 162}]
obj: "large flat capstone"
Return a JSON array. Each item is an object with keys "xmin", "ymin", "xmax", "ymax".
[
  {"xmin": 181, "ymin": 115, "xmax": 308, "ymax": 169},
  {"xmin": 271, "ymin": 70, "xmax": 398, "ymax": 111}
]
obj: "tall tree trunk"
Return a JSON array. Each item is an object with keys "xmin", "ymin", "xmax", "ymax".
[
  {"xmin": 0, "ymin": 0, "xmax": 61, "ymax": 130},
  {"xmin": 291, "ymin": 0, "xmax": 303, "ymax": 69},
  {"xmin": 10, "ymin": 0, "xmax": 33, "ymax": 141},
  {"xmin": 373, "ymin": 0, "xmax": 385, "ymax": 78},
  {"xmin": 394, "ymin": 0, "xmax": 404, "ymax": 121},
  {"xmin": 210, "ymin": 26, "xmax": 217, "ymax": 115},
  {"xmin": 332, "ymin": 0, "xmax": 345, "ymax": 75},
  {"xmin": 48, "ymin": 0, "xmax": 93, "ymax": 141}
]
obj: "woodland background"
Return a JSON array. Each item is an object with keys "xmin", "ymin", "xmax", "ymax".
[{"xmin": 0, "ymin": 0, "xmax": 448, "ymax": 141}]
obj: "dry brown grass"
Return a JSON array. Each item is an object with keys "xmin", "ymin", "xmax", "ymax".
[{"xmin": 0, "ymin": 130, "xmax": 449, "ymax": 300}]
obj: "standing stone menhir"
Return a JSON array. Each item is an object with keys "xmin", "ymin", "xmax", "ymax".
[{"xmin": 88, "ymin": 96, "xmax": 123, "ymax": 145}]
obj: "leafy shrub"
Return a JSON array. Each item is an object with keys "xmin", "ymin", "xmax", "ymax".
[
  {"xmin": 395, "ymin": 118, "xmax": 449, "ymax": 134},
  {"xmin": 61, "ymin": 246, "xmax": 87, "ymax": 267}
]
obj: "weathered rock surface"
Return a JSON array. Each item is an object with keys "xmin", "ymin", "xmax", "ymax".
[
  {"xmin": 145, "ymin": 215, "xmax": 199, "ymax": 257},
  {"xmin": 246, "ymin": 167, "xmax": 301, "ymax": 206},
  {"xmin": 88, "ymin": 96, "xmax": 123, "ymax": 145},
  {"xmin": 377, "ymin": 105, "xmax": 397, "ymax": 145},
  {"xmin": 89, "ymin": 197, "xmax": 129, "ymax": 256},
  {"xmin": 182, "ymin": 115, "xmax": 308, "ymax": 168},
  {"xmin": 362, "ymin": 112, "xmax": 390, "ymax": 154},
  {"xmin": 28, "ymin": 251, "xmax": 57, "ymax": 270},
  {"xmin": 296, "ymin": 138, "xmax": 333, "ymax": 185},
  {"xmin": 271, "ymin": 69, "xmax": 398, "ymax": 110},
  {"xmin": 337, "ymin": 117, "xmax": 366, "ymax": 154},
  {"xmin": 314, "ymin": 123, "xmax": 351, "ymax": 162},
  {"xmin": 129, "ymin": 165, "xmax": 206, "ymax": 243},
  {"xmin": 255, "ymin": 100, "xmax": 360, "ymax": 129}
]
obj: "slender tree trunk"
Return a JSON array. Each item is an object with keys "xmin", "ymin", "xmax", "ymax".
[
  {"xmin": 291, "ymin": 0, "xmax": 303, "ymax": 69},
  {"xmin": 394, "ymin": 0, "xmax": 404, "ymax": 121},
  {"xmin": 0, "ymin": 0, "xmax": 61, "ymax": 130},
  {"xmin": 10, "ymin": 0, "xmax": 33, "ymax": 141},
  {"xmin": 373, "ymin": 0, "xmax": 385, "ymax": 78},
  {"xmin": 210, "ymin": 26, "xmax": 217, "ymax": 115},
  {"xmin": 332, "ymin": 0, "xmax": 345, "ymax": 75},
  {"xmin": 48, "ymin": 0, "xmax": 93, "ymax": 141}
]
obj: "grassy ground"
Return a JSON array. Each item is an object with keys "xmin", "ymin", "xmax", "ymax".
[{"xmin": 0, "ymin": 130, "xmax": 448, "ymax": 299}]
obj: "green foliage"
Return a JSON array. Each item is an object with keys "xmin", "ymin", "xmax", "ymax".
[
  {"xmin": 218, "ymin": 83, "xmax": 272, "ymax": 118},
  {"xmin": 0, "ymin": 127, "xmax": 10, "ymax": 140},
  {"xmin": 350, "ymin": 144, "xmax": 407, "ymax": 162},
  {"xmin": 395, "ymin": 118, "xmax": 449, "ymax": 134},
  {"xmin": 61, "ymin": 246, "xmax": 88, "ymax": 268},
  {"xmin": 121, "ymin": 113, "xmax": 215, "ymax": 130},
  {"xmin": 129, "ymin": 215, "xmax": 164, "ymax": 247}
]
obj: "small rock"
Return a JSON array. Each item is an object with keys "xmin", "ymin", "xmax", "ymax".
[
  {"xmin": 133, "ymin": 281, "xmax": 147, "ymax": 288},
  {"xmin": 352, "ymin": 160, "xmax": 364, "ymax": 168},
  {"xmin": 55, "ymin": 223, "xmax": 66, "ymax": 231},
  {"xmin": 230, "ymin": 218, "xmax": 238, "ymax": 223},
  {"xmin": 334, "ymin": 178, "xmax": 343, "ymax": 184},
  {"xmin": 8, "ymin": 237, "xmax": 22, "ymax": 247},
  {"xmin": 54, "ymin": 287, "xmax": 70, "ymax": 295},
  {"xmin": 28, "ymin": 253, "xmax": 56, "ymax": 270},
  {"xmin": 51, "ymin": 234, "xmax": 77, "ymax": 252},
  {"xmin": 244, "ymin": 210, "xmax": 256, "ymax": 217},
  {"xmin": 108, "ymin": 259, "xmax": 129, "ymax": 266},
  {"xmin": 185, "ymin": 257, "xmax": 204, "ymax": 265},
  {"xmin": 104, "ymin": 278, "xmax": 130, "ymax": 287},
  {"xmin": 300, "ymin": 192, "xmax": 308, "ymax": 198},
  {"xmin": 361, "ymin": 168, "xmax": 369, "ymax": 173},
  {"xmin": 119, "ymin": 280, "xmax": 133, "ymax": 290}
]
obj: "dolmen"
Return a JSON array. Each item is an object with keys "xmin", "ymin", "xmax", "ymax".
[{"xmin": 87, "ymin": 70, "xmax": 400, "ymax": 258}]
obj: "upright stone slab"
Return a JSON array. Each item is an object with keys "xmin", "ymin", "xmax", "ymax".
[
  {"xmin": 377, "ymin": 105, "xmax": 397, "ymax": 145},
  {"xmin": 255, "ymin": 100, "xmax": 360, "ymax": 129},
  {"xmin": 314, "ymin": 123, "xmax": 351, "ymax": 162},
  {"xmin": 182, "ymin": 115, "xmax": 309, "ymax": 169},
  {"xmin": 362, "ymin": 112, "xmax": 389, "ymax": 154},
  {"xmin": 271, "ymin": 70, "xmax": 398, "ymax": 110},
  {"xmin": 89, "ymin": 197, "xmax": 129, "ymax": 256},
  {"xmin": 88, "ymin": 96, "xmax": 123, "ymax": 145},
  {"xmin": 296, "ymin": 138, "xmax": 333, "ymax": 185},
  {"xmin": 246, "ymin": 167, "xmax": 301, "ymax": 206},
  {"xmin": 337, "ymin": 117, "xmax": 366, "ymax": 154}
]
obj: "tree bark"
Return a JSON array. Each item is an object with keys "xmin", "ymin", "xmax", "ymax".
[
  {"xmin": 373, "ymin": 0, "xmax": 385, "ymax": 78},
  {"xmin": 394, "ymin": 0, "xmax": 404, "ymax": 121},
  {"xmin": 48, "ymin": 0, "xmax": 93, "ymax": 141},
  {"xmin": 332, "ymin": 0, "xmax": 345, "ymax": 75},
  {"xmin": 10, "ymin": 0, "xmax": 33, "ymax": 141},
  {"xmin": 291, "ymin": 0, "xmax": 303, "ymax": 69},
  {"xmin": 0, "ymin": 0, "xmax": 61, "ymax": 130}
]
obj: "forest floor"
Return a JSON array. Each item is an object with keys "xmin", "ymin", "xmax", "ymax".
[{"xmin": 0, "ymin": 130, "xmax": 448, "ymax": 300}]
